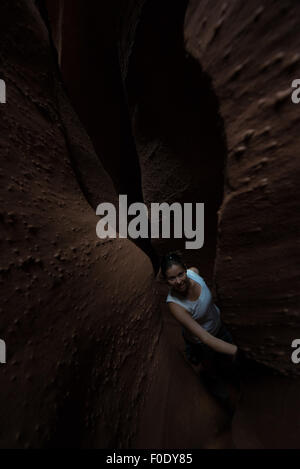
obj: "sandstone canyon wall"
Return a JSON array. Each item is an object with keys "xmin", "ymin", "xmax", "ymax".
[{"xmin": 0, "ymin": 0, "xmax": 299, "ymax": 449}]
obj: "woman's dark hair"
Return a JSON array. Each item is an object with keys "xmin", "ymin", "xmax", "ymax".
[{"xmin": 160, "ymin": 251, "xmax": 186, "ymax": 279}]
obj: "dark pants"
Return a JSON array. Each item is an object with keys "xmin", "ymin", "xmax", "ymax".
[{"xmin": 182, "ymin": 323, "xmax": 237, "ymax": 399}]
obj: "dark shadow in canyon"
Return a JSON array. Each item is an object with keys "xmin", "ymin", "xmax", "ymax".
[{"xmin": 121, "ymin": 0, "xmax": 228, "ymax": 282}]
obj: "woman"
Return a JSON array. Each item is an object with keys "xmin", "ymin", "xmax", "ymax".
[{"xmin": 160, "ymin": 251, "xmax": 239, "ymax": 407}]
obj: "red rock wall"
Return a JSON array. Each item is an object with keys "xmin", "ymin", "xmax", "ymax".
[
  {"xmin": 184, "ymin": 0, "xmax": 300, "ymax": 377},
  {"xmin": 0, "ymin": 0, "xmax": 160, "ymax": 448},
  {"xmin": 184, "ymin": 0, "xmax": 300, "ymax": 447}
]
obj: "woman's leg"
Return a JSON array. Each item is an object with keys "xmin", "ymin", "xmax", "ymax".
[
  {"xmin": 182, "ymin": 324, "xmax": 238, "ymax": 413},
  {"xmin": 198, "ymin": 324, "xmax": 236, "ymax": 404}
]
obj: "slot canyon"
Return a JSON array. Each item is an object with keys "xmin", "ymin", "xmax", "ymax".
[{"xmin": 0, "ymin": 0, "xmax": 299, "ymax": 449}]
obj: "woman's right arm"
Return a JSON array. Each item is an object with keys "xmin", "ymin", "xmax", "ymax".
[{"xmin": 168, "ymin": 302, "xmax": 238, "ymax": 356}]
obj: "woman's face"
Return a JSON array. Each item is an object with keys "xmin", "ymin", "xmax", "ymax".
[{"xmin": 165, "ymin": 263, "xmax": 188, "ymax": 293}]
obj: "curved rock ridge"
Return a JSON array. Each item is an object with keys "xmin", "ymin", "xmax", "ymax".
[{"xmin": 0, "ymin": 0, "xmax": 160, "ymax": 448}]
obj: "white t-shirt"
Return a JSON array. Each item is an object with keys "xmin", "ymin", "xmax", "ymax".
[{"xmin": 166, "ymin": 269, "xmax": 221, "ymax": 344}]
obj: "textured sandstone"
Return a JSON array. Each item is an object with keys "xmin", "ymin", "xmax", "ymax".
[
  {"xmin": 0, "ymin": 0, "xmax": 159, "ymax": 448},
  {"xmin": 1, "ymin": 0, "xmax": 300, "ymax": 449},
  {"xmin": 184, "ymin": 0, "xmax": 300, "ymax": 377}
]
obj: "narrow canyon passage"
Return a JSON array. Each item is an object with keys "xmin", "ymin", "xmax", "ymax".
[
  {"xmin": 0, "ymin": 0, "xmax": 300, "ymax": 449},
  {"xmin": 43, "ymin": 0, "xmax": 300, "ymax": 448}
]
